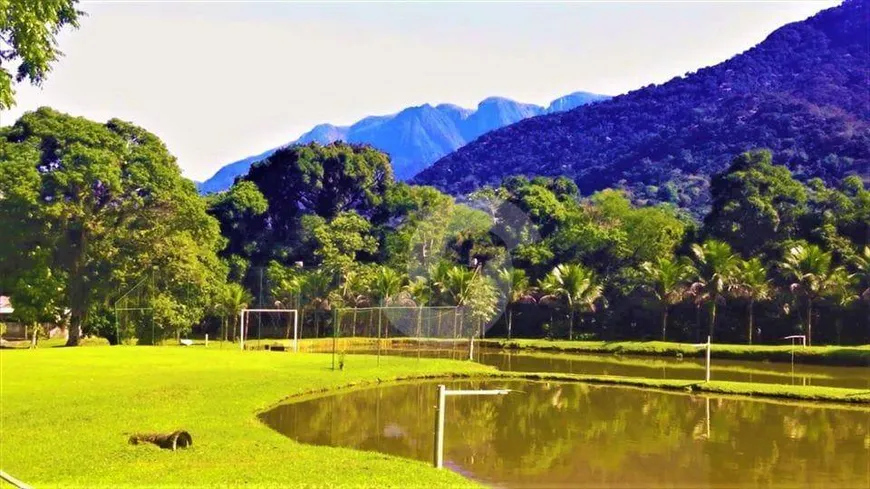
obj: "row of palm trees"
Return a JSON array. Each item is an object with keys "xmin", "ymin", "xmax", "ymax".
[
  {"xmin": 213, "ymin": 243, "xmax": 868, "ymax": 345},
  {"xmin": 641, "ymin": 241, "xmax": 869, "ymax": 345}
]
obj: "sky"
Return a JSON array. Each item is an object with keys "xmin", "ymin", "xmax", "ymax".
[{"xmin": 0, "ymin": 1, "xmax": 838, "ymax": 181}]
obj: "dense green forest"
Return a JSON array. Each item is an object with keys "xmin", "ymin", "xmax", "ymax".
[{"xmin": 5, "ymin": 107, "xmax": 865, "ymax": 346}]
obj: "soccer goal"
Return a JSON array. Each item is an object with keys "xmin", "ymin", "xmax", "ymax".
[
  {"xmin": 331, "ymin": 305, "xmax": 473, "ymax": 367},
  {"xmin": 239, "ymin": 309, "xmax": 299, "ymax": 352}
]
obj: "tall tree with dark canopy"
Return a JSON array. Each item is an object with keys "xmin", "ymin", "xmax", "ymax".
[
  {"xmin": 0, "ymin": 108, "xmax": 226, "ymax": 345},
  {"xmin": 705, "ymin": 150, "xmax": 807, "ymax": 257},
  {"xmin": 223, "ymin": 142, "xmax": 393, "ymax": 266}
]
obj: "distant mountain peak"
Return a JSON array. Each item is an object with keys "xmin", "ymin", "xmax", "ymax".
[{"xmin": 198, "ymin": 90, "xmax": 610, "ymax": 193}]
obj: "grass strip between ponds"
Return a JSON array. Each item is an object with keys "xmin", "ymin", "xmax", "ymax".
[
  {"xmin": 447, "ymin": 371, "xmax": 870, "ymax": 407},
  {"xmin": 484, "ymin": 339, "xmax": 870, "ymax": 367}
]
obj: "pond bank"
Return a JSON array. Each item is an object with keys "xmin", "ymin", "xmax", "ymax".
[{"xmin": 482, "ymin": 339, "xmax": 870, "ymax": 367}]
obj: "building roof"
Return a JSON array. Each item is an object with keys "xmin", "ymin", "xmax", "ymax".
[{"xmin": 0, "ymin": 296, "xmax": 13, "ymax": 314}]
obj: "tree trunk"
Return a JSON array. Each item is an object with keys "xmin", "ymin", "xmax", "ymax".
[
  {"xmin": 416, "ymin": 306, "xmax": 422, "ymax": 339},
  {"xmin": 661, "ymin": 307, "xmax": 668, "ymax": 341},
  {"xmin": 65, "ymin": 228, "xmax": 89, "ymax": 347},
  {"xmin": 569, "ymin": 309, "xmax": 575, "ymax": 341},
  {"xmin": 747, "ymin": 299, "xmax": 754, "ymax": 345},
  {"xmin": 708, "ymin": 301, "xmax": 717, "ymax": 340},
  {"xmin": 314, "ymin": 310, "xmax": 320, "ymax": 338},
  {"xmin": 807, "ymin": 300, "xmax": 813, "ymax": 347},
  {"xmin": 352, "ymin": 309, "xmax": 357, "ymax": 337},
  {"xmin": 507, "ymin": 308, "xmax": 513, "ymax": 340},
  {"xmin": 66, "ymin": 309, "xmax": 85, "ymax": 346}
]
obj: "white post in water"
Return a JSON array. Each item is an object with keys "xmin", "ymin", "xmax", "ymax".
[
  {"xmin": 434, "ymin": 385, "xmax": 447, "ymax": 469},
  {"xmin": 468, "ymin": 336, "xmax": 474, "ymax": 361},
  {"xmin": 705, "ymin": 336, "xmax": 711, "ymax": 382},
  {"xmin": 433, "ymin": 384, "xmax": 512, "ymax": 469}
]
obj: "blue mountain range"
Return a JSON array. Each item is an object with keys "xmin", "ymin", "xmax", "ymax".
[{"xmin": 198, "ymin": 91, "xmax": 609, "ymax": 193}]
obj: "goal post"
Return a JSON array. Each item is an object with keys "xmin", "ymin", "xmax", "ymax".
[
  {"xmin": 331, "ymin": 305, "xmax": 471, "ymax": 367},
  {"xmin": 239, "ymin": 309, "xmax": 299, "ymax": 352}
]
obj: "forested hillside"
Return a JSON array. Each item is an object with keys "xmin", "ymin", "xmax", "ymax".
[{"xmin": 415, "ymin": 0, "xmax": 869, "ymax": 212}]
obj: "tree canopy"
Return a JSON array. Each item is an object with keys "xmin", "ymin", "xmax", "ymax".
[
  {"xmin": 0, "ymin": 107, "xmax": 226, "ymax": 344},
  {"xmin": 0, "ymin": 0, "xmax": 81, "ymax": 109}
]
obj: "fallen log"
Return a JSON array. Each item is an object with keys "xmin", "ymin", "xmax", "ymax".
[{"xmin": 128, "ymin": 430, "xmax": 193, "ymax": 450}]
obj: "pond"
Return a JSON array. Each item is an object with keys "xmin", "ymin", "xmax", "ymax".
[
  {"xmin": 260, "ymin": 379, "xmax": 870, "ymax": 488},
  {"xmin": 334, "ymin": 345, "xmax": 870, "ymax": 389}
]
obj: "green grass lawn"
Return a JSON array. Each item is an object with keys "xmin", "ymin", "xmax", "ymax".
[
  {"xmin": 0, "ymin": 346, "xmax": 492, "ymax": 488},
  {"xmin": 2, "ymin": 344, "xmax": 867, "ymax": 488},
  {"xmin": 485, "ymin": 339, "xmax": 870, "ymax": 366}
]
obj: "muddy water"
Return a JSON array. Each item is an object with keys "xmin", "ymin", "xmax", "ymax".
[{"xmin": 261, "ymin": 379, "xmax": 870, "ymax": 488}]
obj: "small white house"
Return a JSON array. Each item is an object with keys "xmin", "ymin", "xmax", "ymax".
[{"xmin": 0, "ymin": 296, "xmax": 12, "ymax": 315}]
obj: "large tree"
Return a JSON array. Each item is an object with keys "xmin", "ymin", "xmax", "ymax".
[
  {"xmin": 0, "ymin": 108, "xmax": 226, "ymax": 345},
  {"xmin": 0, "ymin": 0, "xmax": 81, "ymax": 109},
  {"xmin": 226, "ymin": 142, "xmax": 393, "ymax": 265},
  {"xmin": 705, "ymin": 150, "xmax": 808, "ymax": 257}
]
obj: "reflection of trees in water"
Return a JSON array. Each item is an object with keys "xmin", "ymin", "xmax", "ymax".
[{"xmin": 261, "ymin": 381, "xmax": 870, "ymax": 486}]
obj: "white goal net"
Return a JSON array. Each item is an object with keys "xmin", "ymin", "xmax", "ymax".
[{"xmin": 239, "ymin": 309, "xmax": 299, "ymax": 351}]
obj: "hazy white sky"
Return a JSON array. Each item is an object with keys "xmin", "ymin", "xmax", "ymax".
[{"xmin": 0, "ymin": 1, "xmax": 837, "ymax": 180}]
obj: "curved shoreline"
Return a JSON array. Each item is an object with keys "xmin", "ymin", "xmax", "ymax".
[{"xmin": 482, "ymin": 339, "xmax": 870, "ymax": 367}]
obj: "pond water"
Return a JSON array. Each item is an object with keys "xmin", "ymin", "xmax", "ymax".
[
  {"xmin": 333, "ymin": 345, "xmax": 870, "ymax": 389},
  {"xmin": 260, "ymin": 379, "xmax": 870, "ymax": 488}
]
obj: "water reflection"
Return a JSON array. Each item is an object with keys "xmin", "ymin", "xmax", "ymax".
[{"xmin": 260, "ymin": 380, "xmax": 870, "ymax": 488}]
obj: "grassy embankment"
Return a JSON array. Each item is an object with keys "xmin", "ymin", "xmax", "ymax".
[
  {"xmin": 242, "ymin": 337, "xmax": 870, "ymax": 367},
  {"xmin": 0, "ymin": 347, "xmax": 490, "ymax": 488},
  {"xmin": 483, "ymin": 339, "xmax": 870, "ymax": 367}
]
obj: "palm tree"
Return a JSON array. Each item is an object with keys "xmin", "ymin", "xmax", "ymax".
[
  {"xmin": 639, "ymin": 256, "xmax": 695, "ymax": 341},
  {"xmin": 443, "ymin": 266, "xmax": 477, "ymax": 306},
  {"xmin": 441, "ymin": 265, "xmax": 479, "ymax": 339},
  {"xmin": 371, "ymin": 266, "xmax": 404, "ymax": 339},
  {"xmin": 222, "ymin": 283, "xmax": 252, "ymax": 341},
  {"xmin": 828, "ymin": 269, "xmax": 858, "ymax": 344},
  {"xmin": 781, "ymin": 243, "xmax": 849, "ymax": 346},
  {"xmin": 691, "ymin": 240, "xmax": 740, "ymax": 340},
  {"xmin": 406, "ymin": 276, "xmax": 432, "ymax": 338},
  {"xmin": 854, "ymin": 246, "xmax": 870, "ymax": 302},
  {"xmin": 733, "ymin": 257, "xmax": 772, "ymax": 344},
  {"xmin": 372, "ymin": 266, "xmax": 404, "ymax": 307},
  {"xmin": 540, "ymin": 263, "xmax": 603, "ymax": 340},
  {"xmin": 301, "ymin": 270, "xmax": 333, "ymax": 338},
  {"xmin": 273, "ymin": 274, "xmax": 305, "ymax": 338},
  {"xmin": 853, "ymin": 246, "xmax": 870, "ymax": 337},
  {"xmin": 497, "ymin": 267, "xmax": 531, "ymax": 339}
]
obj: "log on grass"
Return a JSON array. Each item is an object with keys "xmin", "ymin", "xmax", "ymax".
[{"xmin": 129, "ymin": 430, "xmax": 193, "ymax": 450}]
